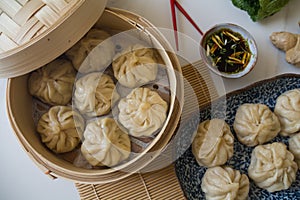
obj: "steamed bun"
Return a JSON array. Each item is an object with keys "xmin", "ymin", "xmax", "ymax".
[
  {"xmin": 118, "ymin": 87, "xmax": 168, "ymax": 137},
  {"xmin": 248, "ymin": 142, "xmax": 298, "ymax": 192},
  {"xmin": 233, "ymin": 103, "xmax": 281, "ymax": 146},
  {"xmin": 73, "ymin": 72, "xmax": 119, "ymax": 117},
  {"xmin": 66, "ymin": 29, "xmax": 115, "ymax": 73},
  {"xmin": 192, "ymin": 119, "xmax": 234, "ymax": 167},
  {"xmin": 112, "ymin": 44, "xmax": 158, "ymax": 88},
  {"xmin": 201, "ymin": 166, "xmax": 249, "ymax": 200},
  {"xmin": 274, "ymin": 89, "xmax": 300, "ymax": 136},
  {"xmin": 81, "ymin": 117, "xmax": 131, "ymax": 167},
  {"xmin": 289, "ymin": 133, "xmax": 300, "ymax": 167},
  {"xmin": 37, "ymin": 106, "xmax": 85, "ymax": 153},
  {"xmin": 28, "ymin": 58, "xmax": 76, "ymax": 105}
]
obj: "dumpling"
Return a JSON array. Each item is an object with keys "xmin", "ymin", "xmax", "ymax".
[
  {"xmin": 28, "ymin": 58, "xmax": 76, "ymax": 105},
  {"xmin": 248, "ymin": 142, "xmax": 298, "ymax": 192},
  {"xmin": 289, "ymin": 133, "xmax": 300, "ymax": 167},
  {"xmin": 233, "ymin": 103, "xmax": 281, "ymax": 146},
  {"xmin": 65, "ymin": 29, "xmax": 115, "ymax": 73},
  {"xmin": 81, "ymin": 117, "xmax": 131, "ymax": 167},
  {"xmin": 274, "ymin": 89, "xmax": 300, "ymax": 136},
  {"xmin": 37, "ymin": 106, "xmax": 85, "ymax": 153},
  {"xmin": 192, "ymin": 119, "xmax": 234, "ymax": 167},
  {"xmin": 118, "ymin": 87, "xmax": 168, "ymax": 137},
  {"xmin": 112, "ymin": 44, "xmax": 158, "ymax": 88},
  {"xmin": 73, "ymin": 72, "xmax": 119, "ymax": 117},
  {"xmin": 201, "ymin": 166, "xmax": 249, "ymax": 200}
]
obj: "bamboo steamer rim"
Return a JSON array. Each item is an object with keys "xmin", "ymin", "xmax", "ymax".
[
  {"xmin": 6, "ymin": 8, "xmax": 184, "ymax": 183},
  {"xmin": 0, "ymin": 0, "xmax": 107, "ymax": 78}
]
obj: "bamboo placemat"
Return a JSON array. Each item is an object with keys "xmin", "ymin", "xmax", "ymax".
[{"xmin": 75, "ymin": 60, "xmax": 219, "ymax": 200}]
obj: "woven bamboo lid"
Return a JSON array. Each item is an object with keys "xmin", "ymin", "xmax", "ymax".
[{"xmin": 0, "ymin": 0, "xmax": 107, "ymax": 78}]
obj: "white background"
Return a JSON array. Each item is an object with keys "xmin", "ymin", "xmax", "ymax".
[{"xmin": 0, "ymin": 0, "xmax": 299, "ymax": 199}]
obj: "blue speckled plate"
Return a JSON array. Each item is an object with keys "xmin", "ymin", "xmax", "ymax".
[{"xmin": 175, "ymin": 74, "xmax": 300, "ymax": 200}]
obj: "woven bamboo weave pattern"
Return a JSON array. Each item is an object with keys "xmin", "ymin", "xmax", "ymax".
[
  {"xmin": 0, "ymin": 0, "xmax": 78, "ymax": 52},
  {"xmin": 76, "ymin": 164, "xmax": 186, "ymax": 200}
]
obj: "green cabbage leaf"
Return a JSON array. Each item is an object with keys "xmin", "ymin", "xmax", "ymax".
[{"xmin": 232, "ymin": 0, "xmax": 290, "ymax": 21}]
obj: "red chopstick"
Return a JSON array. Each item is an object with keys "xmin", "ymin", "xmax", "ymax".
[
  {"xmin": 174, "ymin": 1, "xmax": 204, "ymax": 36},
  {"xmin": 170, "ymin": 0, "xmax": 179, "ymax": 50},
  {"xmin": 170, "ymin": 0, "xmax": 204, "ymax": 50}
]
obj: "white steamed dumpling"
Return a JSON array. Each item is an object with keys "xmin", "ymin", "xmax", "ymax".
[
  {"xmin": 65, "ymin": 29, "xmax": 115, "ymax": 73},
  {"xmin": 81, "ymin": 117, "xmax": 131, "ymax": 167},
  {"xmin": 112, "ymin": 44, "xmax": 158, "ymax": 88},
  {"xmin": 201, "ymin": 166, "xmax": 250, "ymax": 200},
  {"xmin": 28, "ymin": 58, "xmax": 76, "ymax": 105},
  {"xmin": 74, "ymin": 72, "xmax": 119, "ymax": 117},
  {"xmin": 248, "ymin": 142, "xmax": 298, "ymax": 192},
  {"xmin": 192, "ymin": 119, "xmax": 234, "ymax": 167},
  {"xmin": 37, "ymin": 106, "xmax": 85, "ymax": 153},
  {"xmin": 274, "ymin": 88, "xmax": 300, "ymax": 136},
  {"xmin": 118, "ymin": 87, "xmax": 168, "ymax": 137},
  {"xmin": 233, "ymin": 103, "xmax": 281, "ymax": 146},
  {"xmin": 289, "ymin": 133, "xmax": 300, "ymax": 168}
]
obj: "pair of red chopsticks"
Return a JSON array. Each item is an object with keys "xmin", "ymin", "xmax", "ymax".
[{"xmin": 170, "ymin": 0, "xmax": 204, "ymax": 50}]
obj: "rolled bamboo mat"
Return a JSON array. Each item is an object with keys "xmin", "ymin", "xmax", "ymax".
[{"xmin": 75, "ymin": 60, "xmax": 219, "ymax": 200}]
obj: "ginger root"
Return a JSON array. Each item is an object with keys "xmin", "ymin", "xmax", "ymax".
[{"xmin": 270, "ymin": 31, "xmax": 300, "ymax": 66}]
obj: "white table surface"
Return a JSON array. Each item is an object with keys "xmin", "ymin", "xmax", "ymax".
[{"xmin": 0, "ymin": 0, "xmax": 299, "ymax": 199}]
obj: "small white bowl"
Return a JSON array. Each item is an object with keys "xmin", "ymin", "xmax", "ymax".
[{"xmin": 200, "ymin": 23, "xmax": 258, "ymax": 78}]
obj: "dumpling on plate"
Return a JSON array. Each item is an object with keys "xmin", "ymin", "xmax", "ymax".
[
  {"xmin": 37, "ymin": 106, "xmax": 85, "ymax": 154},
  {"xmin": 274, "ymin": 89, "xmax": 300, "ymax": 136},
  {"xmin": 28, "ymin": 58, "xmax": 76, "ymax": 105},
  {"xmin": 248, "ymin": 142, "xmax": 298, "ymax": 192},
  {"xmin": 192, "ymin": 119, "xmax": 234, "ymax": 167},
  {"xmin": 118, "ymin": 87, "xmax": 168, "ymax": 137},
  {"xmin": 201, "ymin": 166, "xmax": 249, "ymax": 200},
  {"xmin": 289, "ymin": 133, "xmax": 300, "ymax": 168},
  {"xmin": 233, "ymin": 103, "xmax": 281, "ymax": 146},
  {"xmin": 81, "ymin": 117, "xmax": 131, "ymax": 167},
  {"xmin": 112, "ymin": 44, "xmax": 159, "ymax": 88},
  {"xmin": 73, "ymin": 72, "xmax": 119, "ymax": 117},
  {"xmin": 65, "ymin": 29, "xmax": 115, "ymax": 73}
]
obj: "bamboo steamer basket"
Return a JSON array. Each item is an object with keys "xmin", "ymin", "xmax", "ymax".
[
  {"xmin": 5, "ymin": 3, "xmax": 184, "ymax": 183},
  {"xmin": 0, "ymin": 0, "xmax": 107, "ymax": 78}
]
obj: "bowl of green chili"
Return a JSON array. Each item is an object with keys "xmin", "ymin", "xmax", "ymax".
[{"xmin": 200, "ymin": 23, "xmax": 258, "ymax": 78}]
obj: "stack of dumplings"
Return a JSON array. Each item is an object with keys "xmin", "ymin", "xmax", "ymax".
[
  {"xmin": 201, "ymin": 166, "xmax": 249, "ymax": 200},
  {"xmin": 66, "ymin": 29, "xmax": 115, "ymax": 73},
  {"xmin": 112, "ymin": 44, "xmax": 159, "ymax": 88},
  {"xmin": 37, "ymin": 106, "xmax": 85, "ymax": 154},
  {"xmin": 73, "ymin": 72, "xmax": 119, "ymax": 118},
  {"xmin": 289, "ymin": 133, "xmax": 300, "ymax": 167},
  {"xmin": 248, "ymin": 142, "xmax": 298, "ymax": 192},
  {"xmin": 233, "ymin": 103, "xmax": 281, "ymax": 146},
  {"xmin": 118, "ymin": 87, "xmax": 168, "ymax": 137},
  {"xmin": 192, "ymin": 119, "xmax": 234, "ymax": 167},
  {"xmin": 28, "ymin": 26, "xmax": 169, "ymax": 169},
  {"xmin": 81, "ymin": 118, "xmax": 131, "ymax": 167},
  {"xmin": 274, "ymin": 88, "xmax": 300, "ymax": 136},
  {"xmin": 28, "ymin": 58, "xmax": 76, "ymax": 106}
]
